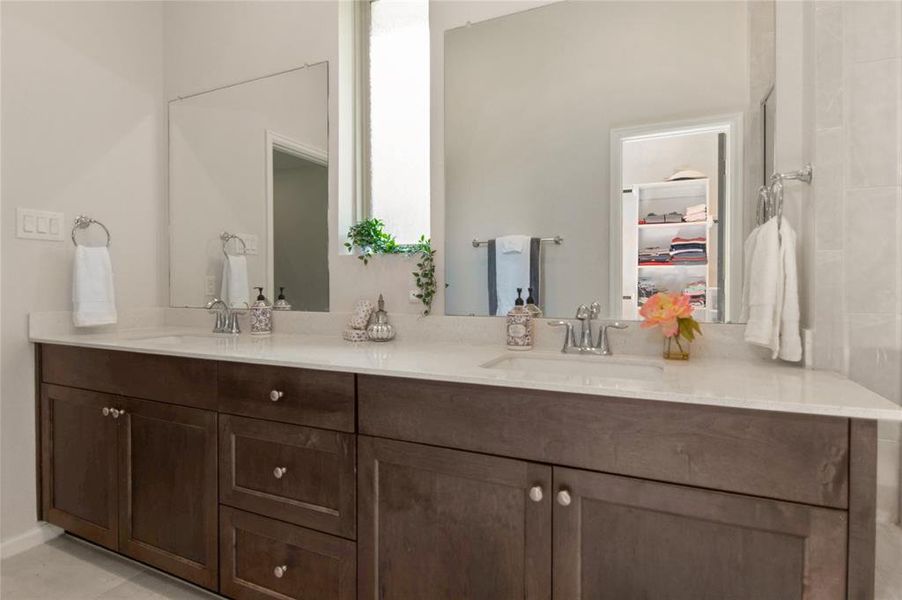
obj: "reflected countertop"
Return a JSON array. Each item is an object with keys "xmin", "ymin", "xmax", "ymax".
[{"xmin": 29, "ymin": 326, "xmax": 902, "ymax": 422}]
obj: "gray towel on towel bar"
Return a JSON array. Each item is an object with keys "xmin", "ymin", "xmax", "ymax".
[{"xmin": 488, "ymin": 237, "xmax": 541, "ymax": 316}]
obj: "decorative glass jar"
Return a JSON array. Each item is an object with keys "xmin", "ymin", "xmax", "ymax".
[{"xmin": 663, "ymin": 336, "xmax": 691, "ymax": 360}]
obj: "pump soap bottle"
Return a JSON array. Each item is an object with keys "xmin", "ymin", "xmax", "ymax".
[
  {"xmin": 506, "ymin": 288, "xmax": 533, "ymax": 351},
  {"xmin": 250, "ymin": 287, "xmax": 273, "ymax": 336}
]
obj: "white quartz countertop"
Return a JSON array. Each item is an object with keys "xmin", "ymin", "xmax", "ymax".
[{"xmin": 30, "ymin": 325, "xmax": 902, "ymax": 421}]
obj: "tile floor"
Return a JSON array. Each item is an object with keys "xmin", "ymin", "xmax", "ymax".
[{"xmin": 1, "ymin": 525, "xmax": 901, "ymax": 599}]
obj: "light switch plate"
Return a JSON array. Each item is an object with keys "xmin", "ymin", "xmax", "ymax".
[
  {"xmin": 17, "ymin": 208, "xmax": 64, "ymax": 241},
  {"xmin": 239, "ymin": 233, "xmax": 259, "ymax": 255}
]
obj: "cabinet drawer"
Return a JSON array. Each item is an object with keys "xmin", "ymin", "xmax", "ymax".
[
  {"xmin": 359, "ymin": 375, "xmax": 851, "ymax": 509},
  {"xmin": 41, "ymin": 345, "xmax": 217, "ymax": 410},
  {"xmin": 220, "ymin": 415, "xmax": 356, "ymax": 539},
  {"xmin": 218, "ymin": 363, "xmax": 354, "ymax": 432},
  {"xmin": 220, "ymin": 507, "xmax": 355, "ymax": 600}
]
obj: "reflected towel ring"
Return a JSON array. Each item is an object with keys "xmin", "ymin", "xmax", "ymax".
[
  {"xmin": 221, "ymin": 232, "xmax": 247, "ymax": 257},
  {"xmin": 71, "ymin": 215, "xmax": 111, "ymax": 247}
]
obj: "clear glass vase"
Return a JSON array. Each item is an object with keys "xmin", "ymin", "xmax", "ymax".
[{"xmin": 663, "ymin": 336, "xmax": 691, "ymax": 360}]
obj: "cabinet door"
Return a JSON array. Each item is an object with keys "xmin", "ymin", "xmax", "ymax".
[
  {"xmin": 553, "ymin": 467, "xmax": 848, "ymax": 600},
  {"xmin": 41, "ymin": 385, "xmax": 120, "ymax": 550},
  {"xmin": 118, "ymin": 397, "xmax": 218, "ymax": 590},
  {"xmin": 358, "ymin": 436, "xmax": 551, "ymax": 600}
]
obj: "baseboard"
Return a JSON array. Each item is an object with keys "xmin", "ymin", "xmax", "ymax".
[{"xmin": 0, "ymin": 522, "xmax": 63, "ymax": 559}]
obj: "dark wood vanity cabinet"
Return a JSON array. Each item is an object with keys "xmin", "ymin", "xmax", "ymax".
[
  {"xmin": 553, "ymin": 467, "xmax": 848, "ymax": 600},
  {"xmin": 37, "ymin": 345, "xmax": 878, "ymax": 600},
  {"xmin": 358, "ymin": 436, "xmax": 552, "ymax": 600},
  {"xmin": 40, "ymin": 385, "xmax": 120, "ymax": 550},
  {"xmin": 40, "ymin": 382, "xmax": 219, "ymax": 590}
]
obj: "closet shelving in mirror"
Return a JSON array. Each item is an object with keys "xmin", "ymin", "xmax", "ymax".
[{"xmin": 622, "ymin": 178, "xmax": 716, "ymax": 323}]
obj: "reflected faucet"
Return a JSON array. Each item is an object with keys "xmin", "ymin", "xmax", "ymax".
[{"xmin": 548, "ymin": 302, "xmax": 628, "ymax": 355}]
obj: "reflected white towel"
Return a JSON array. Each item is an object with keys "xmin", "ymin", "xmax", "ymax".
[
  {"xmin": 221, "ymin": 254, "xmax": 249, "ymax": 309},
  {"xmin": 72, "ymin": 246, "xmax": 117, "ymax": 327},
  {"xmin": 495, "ymin": 235, "xmax": 530, "ymax": 315}
]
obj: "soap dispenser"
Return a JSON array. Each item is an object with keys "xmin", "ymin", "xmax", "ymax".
[
  {"xmin": 506, "ymin": 288, "xmax": 533, "ymax": 351},
  {"xmin": 524, "ymin": 287, "xmax": 542, "ymax": 342},
  {"xmin": 273, "ymin": 287, "xmax": 292, "ymax": 311},
  {"xmin": 250, "ymin": 287, "xmax": 273, "ymax": 336}
]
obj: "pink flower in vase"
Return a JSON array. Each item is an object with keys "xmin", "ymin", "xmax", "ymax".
[{"xmin": 639, "ymin": 292, "xmax": 698, "ymax": 340}]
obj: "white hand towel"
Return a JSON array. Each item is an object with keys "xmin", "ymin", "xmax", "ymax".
[
  {"xmin": 777, "ymin": 222, "xmax": 802, "ymax": 362},
  {"xmin": 72, "ymin": 246, "xmax": 117, "ymax": 327},
  {"xmin": 221, "ymin": 254, "xmax": 249, "ymax": 309},
  {"xmin": 744, "ymin": 218, "xmax": 781, "ymax": 353},
  {"xmin": 739, "ymin": 225, "xmax": 761, "ymax": 322},
  {"xmin": 495, "ymin": 235, "xmax": 531, "ymax": 315}
]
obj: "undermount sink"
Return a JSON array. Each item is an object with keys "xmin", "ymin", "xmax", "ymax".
[{"xmin": 481, "ymin": 353, "xmax": 664, "ymax": 382}]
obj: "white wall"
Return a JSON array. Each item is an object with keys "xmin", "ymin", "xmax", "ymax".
[
  {"xmin": 0, "ymin": 1, "xmax": 166, "ymax": 545},
  {"xmin": 440, "ymin": 1, "xmax": 749, "ymax": 318}
]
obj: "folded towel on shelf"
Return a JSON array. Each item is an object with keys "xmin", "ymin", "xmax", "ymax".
[
  {"xmin": 683, "ymin": 212, "xmax": 707, "ymax": 222},
  {"xmin": 221, "ymin": 254, "xmax": 249, "ymax": 309},
  {"xmin": 488, "ymin": 236, "xmax": 540, "ymax": 316},
  {"xmin": 72, "ymin": 245, "xmax": 117, "ymax": 327},
  {"xmin": 645, "ymin": 213, "xmax": 666, "ymax": 224},
  {"xmin": 685, "ymin": 203, "xmax": 706, "ymax": 216},
  {"xmin": 665, "ymin": 211, "xmax": 684, "ymax": 223}
]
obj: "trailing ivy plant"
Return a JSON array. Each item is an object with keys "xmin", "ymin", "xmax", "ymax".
[
  {"xmin": 409, "ymin": 236, "xmax": 437, "ymax": 316},
  {"xmin": 344, "ymin": 220, "xmax": 439, "ymax": 316},
  {"xmin": 344, "ymin": 218, "xmax": 398, "ymax": 265}
]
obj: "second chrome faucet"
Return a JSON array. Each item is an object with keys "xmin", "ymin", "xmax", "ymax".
[{"xmin": 548, "ymin": 302, "xmax": 628, "ymax": 356}]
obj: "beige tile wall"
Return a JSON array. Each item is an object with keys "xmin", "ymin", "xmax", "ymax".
[{"xmin": 812, "ymin": 1, "xmax": 902, "ymax": 523}]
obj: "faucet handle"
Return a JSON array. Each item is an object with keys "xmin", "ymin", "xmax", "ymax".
[
  {"xmin": 548, "ymin": 321, "xmax": 575, "ymax": 353},
  {"xmin": 574, "ymin": 305, "xmax": 590, "ymax": 320},
  {"xmin": 605, "ymin": 321, "xmax": 629, "ymax": 331},
  {"xmin": 589, "ymin": 302, "xmax": 602, "ymax": 319}
]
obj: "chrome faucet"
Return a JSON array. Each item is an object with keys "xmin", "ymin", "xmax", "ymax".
[
  {"xmin": 206, "ymin": 297, "xmax": 241, "ymax": 334},
  {"xmin": 548, "ymin": 302, "xmax": 628, "ymax": 355}
]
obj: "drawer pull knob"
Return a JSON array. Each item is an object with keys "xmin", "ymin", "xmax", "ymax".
[
  {"xmin": 110, "ymin": 408, "xmax": 125, "ymax": 419},
  {"xmin": 557, "ymin": 489, "xmax": 572, "ymax": 507},
  {"xmin": 269, "ymin": 390, "xmax": 284, "ymax": 402},
  {"xmin": 273, "ymin": 565, "xmax": 288, "ymax": 578},
  {"xmin": 102, "ymin": 407, "xmax": 111, "ymax": 417},
  {"xmin": 528, "ymin": 486, "xmax": 544, "ymax": 502},
  {"xmin": 273, "ymin": 467, "xmax": 288, "ymax": 479}
]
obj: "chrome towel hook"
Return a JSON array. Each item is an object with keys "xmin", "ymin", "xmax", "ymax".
[{"xmin": 71, "ymin": 215, "xmax": 111, "ymax": 247}]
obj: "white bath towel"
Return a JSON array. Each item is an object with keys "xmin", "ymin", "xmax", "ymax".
[
  {"xmin": 744, "ymin": 218, "xmax": 781, "ymax": 353},
  {"xmin": 743, "ymin": 217, "xmax": 802, "ymax": 361},
  {"xmin": 221, "ymin": 254, "xmax": 249, "ymax": 309},
  {"xmin": 495, "ymin": 235, "xmax": 531, "ymax": 315},
  {"xmin": 72, "ymin": 246, "xmax": 117, "ymax": 327},
  {"xmin": 777, "ymin": 223, "xmax": 802, "ymax": 362}
]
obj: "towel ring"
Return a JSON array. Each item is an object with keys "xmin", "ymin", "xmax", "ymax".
[
  {"xmin": 221, "ymin": 232, "xmax": 247, "ymax": 257},
  {"xmin": 71, "ymin": 216, "xmax": 111, "ymax": 247}
]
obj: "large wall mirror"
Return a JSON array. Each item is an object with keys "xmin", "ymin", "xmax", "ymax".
[
  {"xmin": 440, "ymin": 0, "xmax": 775, "ymax": 323},
  {"xmin": 169, "ymin": 63, "xmax": 329, "ymax": 311}
]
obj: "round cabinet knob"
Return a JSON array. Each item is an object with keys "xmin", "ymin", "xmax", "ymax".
[
  {"xmin": 556, "ymin": 489, "xmax": 572, "ymax": 507},
  {"xmin": 269, "ymin": 390, "xmax": 284, "ymax": 402},
  {"xmin": 273, "ymin": 467, "xmax": 288, "ymax": 479},
  {"xmin": 102, "ymin": 407, "xmax": 111, "ymax": 417},
  {"xmin": 273, "ymin": 565, "xmax": 288, "ymax": 579},
  {"xmin": 528, "ymin": 486, "xmax": 544, "ymax": 503}
]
